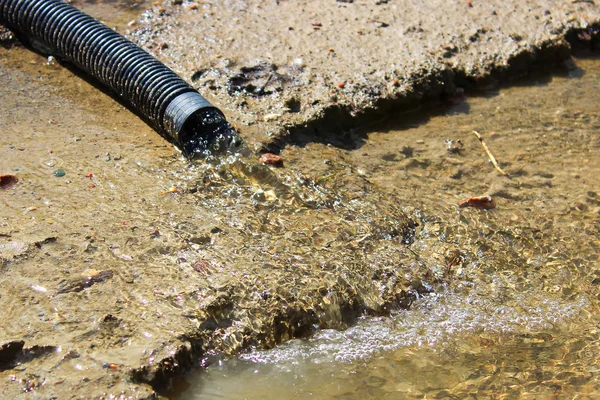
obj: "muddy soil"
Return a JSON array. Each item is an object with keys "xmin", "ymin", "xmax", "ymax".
[
  {"xmin": 0, "ymin": 0, "xmax": 599, "ymax": 399},
  {"xmin": 132, "ymin": 0, "xmax": 600, "ymax": 151}
]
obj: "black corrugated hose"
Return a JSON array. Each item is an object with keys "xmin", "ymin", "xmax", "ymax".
[{"xmin": 0, "ymin": 0, "xmax": 241, "ymax": 157}]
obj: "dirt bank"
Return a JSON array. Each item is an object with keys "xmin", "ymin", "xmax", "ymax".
[
  {"xmin": 131, "ymin": 0, "xmax": 600, "ymax": 151},
  {"xmin": 1, "ymin": 1, "xmax": 599, "ymax": 398}
]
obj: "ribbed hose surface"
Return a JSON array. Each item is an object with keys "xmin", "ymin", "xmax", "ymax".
[{"xmin": 0, "ymin": 0, "xmax": 235, "ymax": 156}]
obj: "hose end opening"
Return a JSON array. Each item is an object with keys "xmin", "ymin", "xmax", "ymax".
[{"xmin": 164, "ymin": 92, "xmax": 242, "ymax": 157}]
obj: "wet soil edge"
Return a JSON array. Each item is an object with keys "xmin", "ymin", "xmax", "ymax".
[
  {"xmin": 262, "ymin": 26, "xmax": 600, "ymax": 154},
  {"xmin": 132, "ymin": 278, "xmax": 425, "ymax": 394}
]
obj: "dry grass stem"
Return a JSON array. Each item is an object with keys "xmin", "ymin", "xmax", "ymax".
[{"xmin": 472, "ymin": 130, "xmax": 510, "ymax": 178}]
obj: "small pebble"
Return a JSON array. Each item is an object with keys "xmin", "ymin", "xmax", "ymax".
[
  {"xmin": 263, "ymin": 113, "xmax": 281, "ymax": 122},
  {"xmin": 458, "ymin": 195, "xmax": 496, "ymax": 210},
  {"xmin": 259, "ymin": 153, "xmax": 283, "ymax": 167},
  {"xmin": 53, "ymin": 169, "xmax": 66, "ymax": 177},
  {"xmin": 293, "ymin": 57, "xmax": 305, "ymax": 68}
]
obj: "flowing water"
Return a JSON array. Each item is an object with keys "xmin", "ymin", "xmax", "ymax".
[{"xmin": 176, "ymin": 57, "xmax": 600, "ymax": 399}]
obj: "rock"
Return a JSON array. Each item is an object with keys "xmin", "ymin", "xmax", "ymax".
[{"xmin": 0, "ymin": 174, "xmax": 18, "ymax": 189}]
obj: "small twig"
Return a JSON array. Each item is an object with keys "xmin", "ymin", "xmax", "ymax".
[
  {"xmin": 405, "ymin": 245, "xmax": 426, "ymax": 268},
  {"xmin": 472, "ymin": 130, "xmax": 510, "ymax": 178},
  {"xmin": 257, "ymin": 73, "xmax": 273, "ymax": 95}
]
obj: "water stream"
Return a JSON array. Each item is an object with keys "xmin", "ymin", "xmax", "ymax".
[{"xmin": 177, "ymin": 57, "xmax": 600, "ymax": 399}]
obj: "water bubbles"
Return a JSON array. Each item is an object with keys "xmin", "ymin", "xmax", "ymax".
[{"xmin": 237, "ymin": 288, "xmax": 588, "ymax": 368}]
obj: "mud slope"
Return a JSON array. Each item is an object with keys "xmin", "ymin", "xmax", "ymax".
[{"xmin": 132, "ymin": 0, "xmax": 600, "ymax": 150}]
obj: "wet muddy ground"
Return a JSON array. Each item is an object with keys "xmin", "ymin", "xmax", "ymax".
[
  {"xmin": 1, "ymin": 1, "xmax": 600, "ymax": 398},
  {"xmin": 178, "ymin": 56, "xmax": 600, "ymax": 399}
]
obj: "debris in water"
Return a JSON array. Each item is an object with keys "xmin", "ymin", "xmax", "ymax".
[
  {"xmin": 445, "ymin": 139, "xmax": 464, "ymax": 154},
  {"xmin": 472, "ymin": 130, "xmax": 510, "ymax": 178},
  {"xmin": 161, "ymin": 187, "xmax": 179, "ymax": 195},
  {"xmin": 54, "ymin": 269, "xmax": 114, "ymax": 295},
  {"xmin": 458, "ymin": 195, "xmax": 496, "ymax": 209},
  {"xmin": 259, "ymin": 153, "xmax": 284, "ymax": 167},
  {"xmin": 30, "ymin": 284, "xmax": 48, "ymax": 293},
  {"xmin": 53, "ymin": 169, "xmax": 66, "ymax": 177},
  {"xmin": 0, "ymin": 174, "xmax": 18, "ymax": 189},
  {"xmin": 445, "ymin": 249, "xmax": 466, "ymax": 275},
  {"xmin": 192, "ymin": 259, "xmax": 211, "ymax": 274}
]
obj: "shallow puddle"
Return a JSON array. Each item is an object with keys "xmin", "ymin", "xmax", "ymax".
[{"xmin": 176, "ymin": 57, "xmax": 600, "ymax": 399}]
